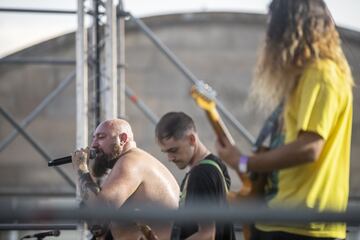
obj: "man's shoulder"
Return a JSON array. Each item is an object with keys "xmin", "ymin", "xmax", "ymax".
[
  {"xmin": 113, "ymin": 149, "xmax": 142, "ymax": 170},
  {"xmin": 189, "ymin": 156, "xmax": 223, "ymax": 178},
  {"xmin": 203, "ymin": 153, "xmax": 221, "ymax": 162},
  {"xmin": 192, "ymin": 154, "xmax": 223, "ymax": 171},
  {"xmin": 119, "ymin": 148, "xmax": 154, "ymax": 163},
  {"xmin": 188, "ymin": 154, "xmax": 231, "ymax": 190},
  {"xmin": 184, "ymin": 155, "xmax": 228, "ymax": 200},
  {"xmin": 115, "ymin": 148, "xmax": 168, "ymax": 174}
]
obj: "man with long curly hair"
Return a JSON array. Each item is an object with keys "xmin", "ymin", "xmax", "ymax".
[{"xmin": 216, "ymin": 0, "xmax": 354, "ymax": 239}]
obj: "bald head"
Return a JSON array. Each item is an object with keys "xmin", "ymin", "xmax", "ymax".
[
  {"xmin": 99, "ymin": 119, "xmax": 134, "ymax": 141},
  {"xmin": 90, "ymin": 119, "xmax": 135, "ymax": 175}
]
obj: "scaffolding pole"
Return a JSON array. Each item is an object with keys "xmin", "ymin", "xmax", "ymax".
[
  {"xmin": 125, "ymin": 86, "xmax": 159, "ymax": 125},
  {"xmin": 0, "ymin": 224, "xmax": 77, "ymax": 231},
  {"xmin": 76, "ymin": 0, "xmax": 89, "ymax": 149},
  {"xmin": 0, "ymin": 188, "xmax": 74, "ymax": 197},
  {"xmin": 0, "ymin": 8, "xmax": 77, "ymax": 14},
  {"xmin": 0, "ymin": 58, "xmax": 75, "ymax": 65},
  {"xmin": 76, "ymin": 0, "xmax": 89, "ymax": 238},
  {"xmin": 0, "ymin": 71, "xmax": 75, "ymax": 152},
  {"xmin": 0, "ymin": 107, "xmax": 75, "ymax": 189},
  {"xmin": 117, "ymin": 0, "xmax": 126, "ymax": 118},
  {"xmin": 128, "ymin": 13, "xmax": 256, "ymax": 145},
  {"xmin": 91, "ymin": 0, "xmax": 101, "ymax": 128},
  {"xmin": 1, "ymin": 203, "xmax": 360, "ymax": 225},
  {"xmin": 103, "ymin": 0, "xmax": 118, "ymax": 120}
]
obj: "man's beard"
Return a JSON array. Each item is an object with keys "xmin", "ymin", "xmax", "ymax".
[{"xmin": 91, "ymin": 143, "xmax": 122, "ymax": 178}]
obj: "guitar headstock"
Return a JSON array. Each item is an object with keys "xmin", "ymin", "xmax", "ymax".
[{"xmin": 191, "ymin": 81, "xmax": 217, "ymax": 111}]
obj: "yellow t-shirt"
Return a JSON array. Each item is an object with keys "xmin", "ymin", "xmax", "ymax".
[{"xmin": 256, "ymin": 59, "xmax": 353, "ymax": 238}]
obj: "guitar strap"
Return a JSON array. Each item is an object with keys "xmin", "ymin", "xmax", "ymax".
[
  {"xmin": 173, "ymin": 159, "xmax": 231, "ymax": 240},
  {"xmin": 199, "ymin": 159, "xmax": 229, "ymax": 193},
  {"xmin": 252, "ymin": 101, "xmax": 285, "ymax": 201},
  {"xmin": 180, "ymin": 159, "xmax": 229, "ymax": 207},
  {"xmin": 253, "ymin": 101, "xmax": 284, "ymax": 151}
]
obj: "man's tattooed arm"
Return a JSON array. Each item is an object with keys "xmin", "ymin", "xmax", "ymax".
[
  {"xmin": 78, "ymin": 170, "xmax": 101, "ymax": 201},
  {"xmin": 78, "ymin": 171, "xmax": 109, "ymax": 237},
  {"xmin": 73, "ymin": 149, "xmax": 100, "ymax": 201},
  {"xmin": 73, "ymin": 149, "xmax": 109, "ymax": 238}
]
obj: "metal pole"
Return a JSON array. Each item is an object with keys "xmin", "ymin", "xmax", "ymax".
[
  {"xmin": 117, "ymin": 0, "xmax": 126, "ymax": 118},
  {"xmin": 76, "ymin": 0, "xmax": 89, "ymax": 149},
  {"xmin": 0, "ymin": 58, "xmax": 75, "ymax": 65},
  {"xmin": 0, "ymin": 8, "xmax": 77, "ymax": 14},
  {"xmin": 125, "ymin": 86, "xmax": 159, "ymax": 125},
  {"xmin": 128, "ymin": 13, "xmax": 256, "ymax": 145},
  {"xmin": 103, "ymin": 0, "xmax": 118, "ymax": 120},
  {"xmin": 0, "ymin": 231, "xmax": 17, "ymax": 240},
  {"xmin": 128, "ymin": 13, "xmax": 198, "ymax": 85},
  {"xmin": 216, "ymin": 100, "xmax": 256, "ymax": 144},
  {"xmin": 0, "ymin": 107, "xmax": 75, "ymax": 189},
  {"xmin": 0, "ymin": 224, "xmax": 77, "ymax": 231},
  {"xmin": 0, "ymin": 188, "xmax": 74, "ymax": 197},
  {"xmin": 92, "ymin": 0, "xmax": 101, "ymax": 128},
  {"xmin": 76, "ymin": 0, "xmax": 89, "ymax": 238},
  {"xmin": 1, "ymin": 204, "xmax": 360, "ymax": 225},
  {"xmin": 0, "ymin": 71, "xmax": 75, "ymax": 152}
]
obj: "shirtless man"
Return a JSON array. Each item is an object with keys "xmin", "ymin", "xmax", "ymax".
[{"xmin": 71, "ymin": 119, "xmax": 180, "ymax": 240}]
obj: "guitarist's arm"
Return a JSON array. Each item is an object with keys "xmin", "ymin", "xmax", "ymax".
[{"xmin": 216, "ymin": 131, "xmax": 324, "ymax": 173}]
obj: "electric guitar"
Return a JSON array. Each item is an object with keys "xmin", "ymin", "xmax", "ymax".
[
  {"xmin": 191, "ymin": 81, "xmax": 258, "ymax": 240},
  {"xmin": 191, "ymin": 81, "xmax": 252, "ymax": 196}
]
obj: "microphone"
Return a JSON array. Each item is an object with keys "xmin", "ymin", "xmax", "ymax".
[
  {"xmin": 21, "ymin": 230, "xmax": 60, "ymax": 239},
  {"xmin": 48, "ymin": 149, "xmax": 97, "ymax": 167}
]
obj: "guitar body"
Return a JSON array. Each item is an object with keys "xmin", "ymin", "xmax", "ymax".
[
  {"xmin": 227, "ymin": 174, "xmax": 266, "ymax": 203},
  {"xmin": 228, "ymin": 145, "xmax": 269, "ymax": 202}
]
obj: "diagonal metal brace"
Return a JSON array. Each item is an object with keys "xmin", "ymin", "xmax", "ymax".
[
  {"xmin": 0, "ymin": 70, "xmax": 75, "ymax": 152},
  {"xmin": 128, "ymin": 13, "xmax": 255, "ymax": 145},
  {"xmin": 0, "ymin": 107, "xmax": 75, "ymax": 189}
]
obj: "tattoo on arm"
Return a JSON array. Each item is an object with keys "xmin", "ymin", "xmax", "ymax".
[
  {"xmin": 78, "ymin": 171, "xmax": 107, "ymax": 237},
  {"xmin": 78, "ymin": 171, "xmax": 101, "ymax": 200}
]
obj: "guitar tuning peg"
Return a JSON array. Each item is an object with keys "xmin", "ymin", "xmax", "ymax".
[{"xmin": 194, "ymin": 80, "xmax": 218, "ymax": 100}]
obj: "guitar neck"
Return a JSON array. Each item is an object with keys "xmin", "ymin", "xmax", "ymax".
[
  {"xmin": 190, "ymin": 85, "xmax": 235, "ymax": 146},
  {"xmin": 205, "ymin": 111, "xmax": 235, "ymax": 146}
]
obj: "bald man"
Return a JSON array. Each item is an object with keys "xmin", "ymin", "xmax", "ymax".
[{"xmin": 72, "ymin": 119, "xmax": 180, "ymax": 240}]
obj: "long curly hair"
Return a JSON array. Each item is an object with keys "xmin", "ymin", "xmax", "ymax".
[{"xmin": 251, "ymin": 0, "xmax": 353, "ymax": 110}]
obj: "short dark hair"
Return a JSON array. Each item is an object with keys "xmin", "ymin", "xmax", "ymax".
[{"xmin": 155, "ymin": 112, "xmax": 196, "ymax": 141}]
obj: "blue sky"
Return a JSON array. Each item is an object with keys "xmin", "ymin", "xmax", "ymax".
[{"xmin": 0, "ymin": 0, "xmax": 359, "ymax": 57}]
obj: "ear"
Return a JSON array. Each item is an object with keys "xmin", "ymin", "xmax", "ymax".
[
  {"xmin": 188, "ymin": 133, "xmax": 196, "ymax": 145},
  {"xmin": 119, "ymin": 133, "xmax": 128, "ymax": 145}
]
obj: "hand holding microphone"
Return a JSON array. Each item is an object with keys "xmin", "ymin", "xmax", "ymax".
[
  {"xmin": 72, "ymin": 147, "xmax": 94, "ymax": 173},
  {"xmin": 48, "ymin": 148, "xmax": 96, "ymax": 167}
]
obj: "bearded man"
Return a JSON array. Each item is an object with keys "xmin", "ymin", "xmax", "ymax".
[{"xmin": 72, "ymin": 119, "xmax": 179, "ymax": 240}]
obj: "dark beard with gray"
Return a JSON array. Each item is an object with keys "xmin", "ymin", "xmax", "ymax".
[
  {"xmin": 91, "ymin": 153, "xmax": 110, "ymax": 178},
  {"xmin": 91, "ymin": 144, "xmax": 121, "ymax": 178}
]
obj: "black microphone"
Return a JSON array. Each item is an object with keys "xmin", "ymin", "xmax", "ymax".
[
  {"xmin": 48, "ymin": 149, "xmax": 97, "ymax": 167},
  {"xmin": 21, "ymin": 230, "xmax": 60, "ymax": 239}
]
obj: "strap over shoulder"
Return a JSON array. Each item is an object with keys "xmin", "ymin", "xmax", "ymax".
[{"xmin": 199, "ymin": 159, "xmax": 229, "ymax": 192}]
